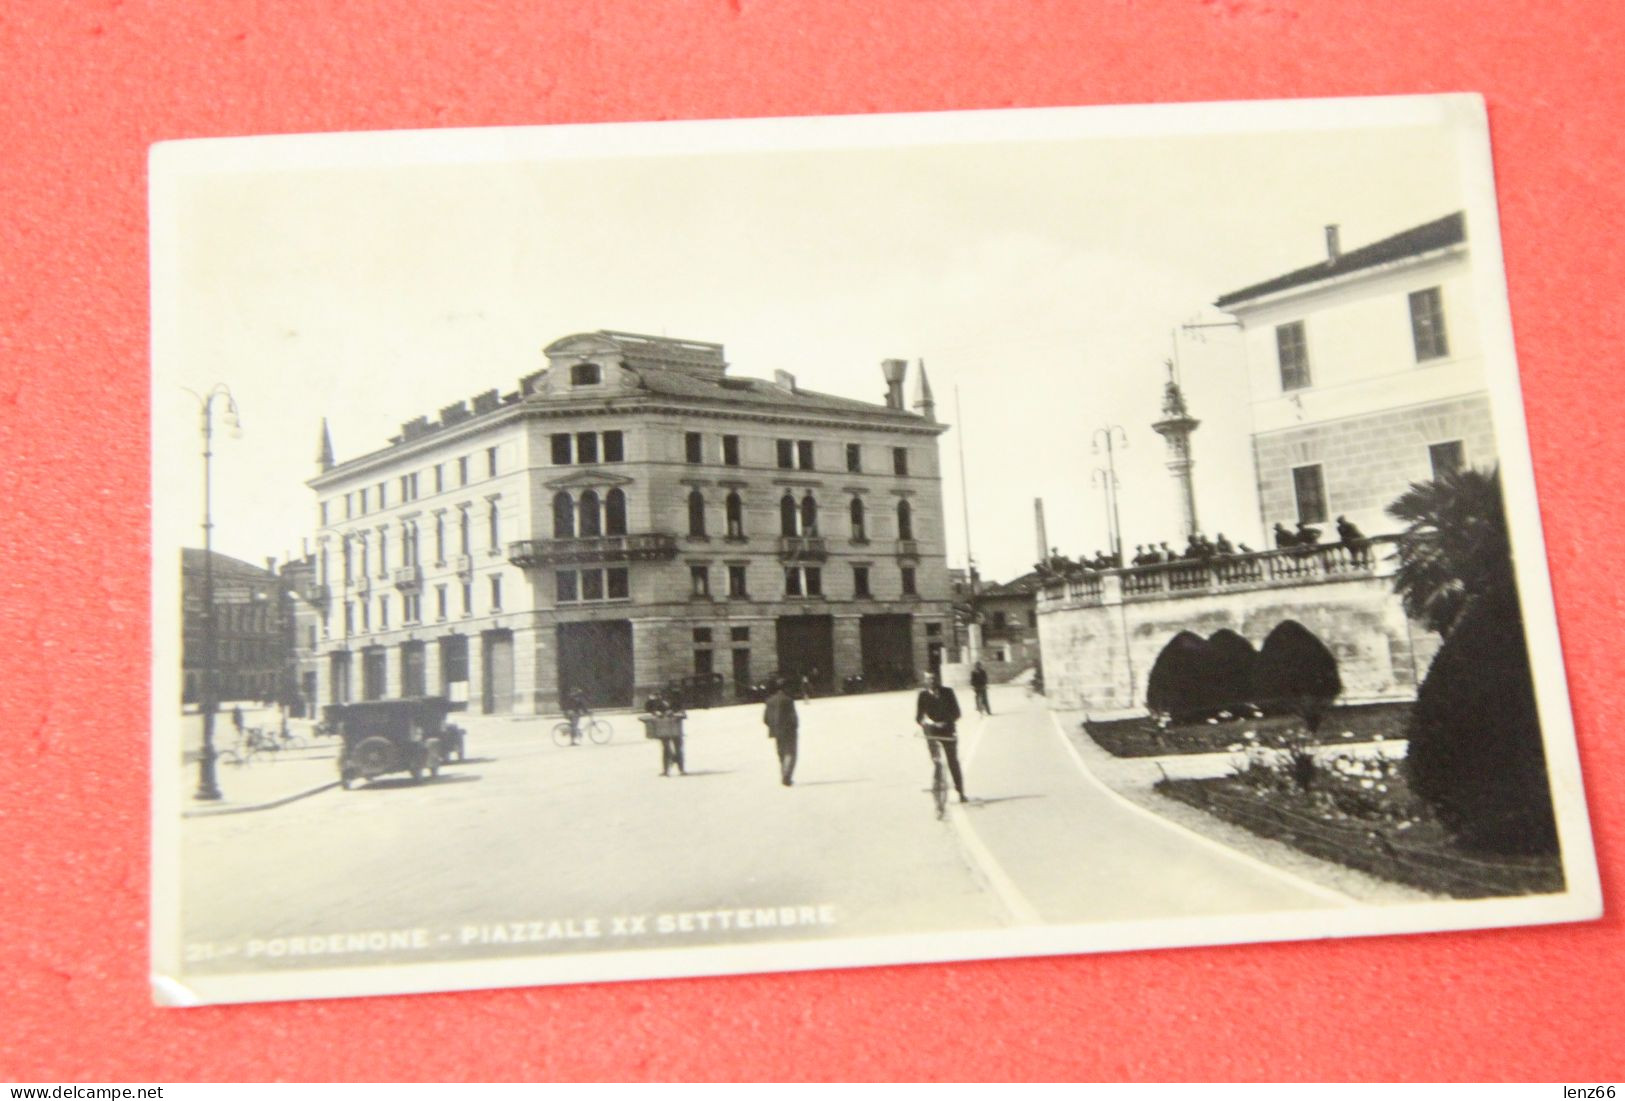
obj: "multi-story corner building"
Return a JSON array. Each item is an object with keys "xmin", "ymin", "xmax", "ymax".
[
  {"xmin": 304, "ymin": 331, "xmax": 954, "ymax": 715},
  {"xmin": 974, "ymin": 573, "xmax": 1042, "ymax": 679},
  {"xmin": 1216, "ymin": 212, "xmax": 1491, "ymax": 540}
]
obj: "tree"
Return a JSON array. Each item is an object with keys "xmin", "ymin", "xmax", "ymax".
[
  {"xmin": 1146, "ymin": 631, "xmax": 1209, "ymax": 721},
  {"xmin": 1386, "ymin": 466, "xmax": 1514, "ymax": 636},
  {"xmin": 1251, "ymin": 621, "xmax": 1341, "ymax": 733},
  {"xmin": 1389, "ymin": 465, "xmax": 1558, "ymax": 854}
]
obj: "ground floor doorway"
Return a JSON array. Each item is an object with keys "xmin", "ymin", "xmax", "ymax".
[
  {"xmin": 860, "ymin": 613, "xmax": 915, "ymax": 689},
  {"xmin": 557, "ymin": 619, "xmax": 634, "ymax": 708},
  {"xmin": 482, "ymin": 629, "xmax": 514, "ymax": 715},
  {"xmin": 775, "ymin": 614, "xmax": 834, "ymax": 693}
]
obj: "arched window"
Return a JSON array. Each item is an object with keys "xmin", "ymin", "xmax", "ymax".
[
  {"xmin": 605, "ymin": 488, "xmax": 627, "ymax": 536},
  {"xmin": 578, "ymin": 490, "xmax": 601, "ymax": 537},
  {"xmin": 488, "ymin": 502, "xmax": 501, "ymax": 551},
  {"xmin": 553, "ymin": 492, "xmax": 575, "ymax": 538},
  {"xmin": 800, "ymin": 493, "xmax": 819, "ymax": 536},
  {"xmin": 780, "ymin": 493, "xmax": 798, "ymax": 537},
  {"xmin": 687, "ymin": 490, "xmax": 707, "ymax": 537},
  {"xmin": 897, "ymin": 499, "xmax": 913, "ymax": 541},
  {"xmin": 849, "ymin": 497, "xmax": 866, "ymax": 541},
  {"xmin": 726, "ymin": 491, "xmax": 744, "ymax": 538}
]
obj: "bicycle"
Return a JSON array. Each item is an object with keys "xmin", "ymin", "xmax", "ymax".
[
  {"xmin": 918, "ymin": 729, "xmax": 956, "ymax": 820},
  {"xmin": 217, "ymin": 727, "xmax": 277, "ymax": 767},
  {"xmin": 552, "ymin": 716, "xmax": 613, "ymax": 747}
]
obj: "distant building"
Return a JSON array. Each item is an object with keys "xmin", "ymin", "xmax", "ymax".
[
  {"xmin": 1216, "ymin": 212, "xmax": 1490, "ymax": 540},
  {"xmin": 305, "ymin": 331, "xmax": 953, "ymax": 714},
  {"xmin": 974, "ymin": 572, "xmax": 1042, "ymax": 680},
  {"xmin": 181, "ymin": 549, "xmax": 289, "ymax": 706}
]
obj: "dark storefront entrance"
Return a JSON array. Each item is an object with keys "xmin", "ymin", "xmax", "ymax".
[
  {"xmin": 400, "ymin": 641, "xmax": 427, "ymax": 697},
  {"xmin": 775, "ymin": 614, "xmax": 834, "ymax": 693},
  {"xmin": 361, "ymin": 647, "xmax": 387, "ymax": 701},
  {"xmin": 859, "ymin": 613, "xmax": 915, "ymax": 690},
  {"xmin": 557, "ymin": 620, "xmax": 634, "ymax": 708},
  {"xmin": 481, "ymin": 629, "xmax": 514, "ymax": 715},
  {"xmin": 328, "ymin": 652, "xmax": 352, "ymax": 704},
  {"xmin": 439, "ymin": 634, "xmax": 469, "ymax": 707}
]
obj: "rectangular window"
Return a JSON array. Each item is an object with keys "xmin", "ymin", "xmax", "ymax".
[
  {"xmin": 1429, "ymin": 440, "xmax": 1466, "ymax": 479},
  {"xmin": 694, "ymin": 648, "xmax": 714, "ymax": 677},
  {"xmin": 400, "ymin": 474, "xmax": 411, "ymax": 501},
  {"xmin": 796, "ymin": 440, "xmax": 815, "ymax": 470},
  {"xmin": 784, "ymin": 568, "xmax": 802, "ymax": 597},
  {"xmin": 320, "ymin": 501, "xmax": 329, "ymax": 526},
  {"xmin": 776, "ymin": 439, "xmax": 794, "ymax": 469},
  {"xmin": 345, "ymin": 603, "xmax": 354, "ymax": 634},
  {"xmin": 722, "ymin": 435, "xmax": 740, "ymax": 466},
  {"xmin": 892, "ymin": 447, "xmax": 909, "ymax": 476},
  {"xmin": 693, "ymin": 627, "xmax": 713, "ymax": 644},
  {"xmin": 436, "ymin": 584, "xmax": 448, "ymax": 620},
  {"xmin": 359, "ymin": 487, "xmax": 369, "ymax": 514},
  {"xmin": 461, "ymin": 582, "xmax": 472, "ymax": 615},
  {"xmin": 581, "ymin": 569, "xmax": 604, "ymax": 601},
  {"xmin": 551, "ymin": 433, "xmax": 573, "ymax": 465},
  {"xmin": 458, "ymin": 457, "xmax": 470, "ymax": 485},
  {"xmin": 1277, "ymin": 321, "xmax": 1311, "ymax": 391},
  {"xmin": 730, "ymin": 626, "xmax": 750, "ymax": 642},
  {"xmin": 691, "ymin": 565, "xmax": 710, "ymax": 597},
  {"xmin": 804, "ymin": 567, "xmax": 822, "ymax": 597},
  {"xmin": 487, "ymin": 446, "xmax": 499, "ymax": 477},
  {"xmin": 1292, "ymin": 464, "xmax": 1328, "ymax": 524},
  {"xmin": 377, "ymin": 482, "xmax": 387, "ymax": 508},
  {"xmin": 685, "ymin": 432, "xmax": 704, "ymax": 464},
  {"xmin": 853, "ymin": 565, "xmax": 871, "ymax": 597},
  {"xmin": 603, "ymin": 431, "xmax": 624, "ymax": 463},
  {"xmin": 846, "ymin": 443, "xmax": 862, "ymax": 472},
  {"xmin": 360, "ymin": 600, "xmax": 371, "ymax": 631},
  {"xmin": 490, "ymin": 575, "xmax": 503, "ymax": 611},
  {"xmin": 556, "ymin": 571, "xmax": 579, "ymax": 603},
  {"xmin": 1410, "ymin": 286, "xmax": 1450, "ymax": 361},
  {"xmin": 728, "ymin": 564, "xmax": 748, "ymax": 598},
  {"xmin": 345, "ymin": 493, "xmax": 353, "ymax": 519},
  {"xmin": 926, "ymin": 622, "xmax": 941, "ymax": 637},
  {"xmin": 606, "ymin": 567, "xmax": 629, "ymax": 599},
  {"xmin": 901, "ymin": 566, "xmax": 917, "ymax": 596},
  {"xmin": 992, "ymin": 611, "xmax": 1008, "ymax": 630},
  {"xmin": 434, "ymin": 464, "xmax": 444, "ymax": 493},
  {"xmin": 576, "ymin": 432, "xmax": 598, "ymax": 464},
  {"xmin": 570, "ymin": 362, "xmax": 601, "ymax": 386}
]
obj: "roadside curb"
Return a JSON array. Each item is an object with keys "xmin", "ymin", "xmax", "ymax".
[{"xmin": 182, "ymin": 779, "xmax": 342, "ymax": 818}]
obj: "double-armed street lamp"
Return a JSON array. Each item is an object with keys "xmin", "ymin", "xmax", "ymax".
[{"xmin": 184, "ymin": 384, "xmax": 241, "ymax": 802}]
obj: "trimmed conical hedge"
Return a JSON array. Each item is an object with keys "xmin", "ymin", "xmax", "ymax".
[
  {"xmin": 1406, "ymin": 588, "xmax": 1557, "ymax": 854},
  {"xmin": 1251, "ymin": 620, "xmax": 1342, "ymax": 732}
]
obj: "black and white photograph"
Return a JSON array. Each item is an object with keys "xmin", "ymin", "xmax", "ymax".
[{"xmin": 149, "ymin": 94, "xmax": 1601, "ymax": 1007}]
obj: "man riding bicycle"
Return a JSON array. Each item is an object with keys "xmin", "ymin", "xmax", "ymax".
[
  {"xmin": 562, "ymin": 687, "xmax": 591, "ymax": 746},
  {"xmin": 915, "ymin": 670, "xmax": 968, "ymax": 804}
]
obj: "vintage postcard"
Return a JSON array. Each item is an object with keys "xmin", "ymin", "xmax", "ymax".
[{"xmin": 150, "ymin": 95, "xmax": 1601, "ymax": 1006}]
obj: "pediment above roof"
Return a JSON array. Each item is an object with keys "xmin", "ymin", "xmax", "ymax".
[
  {"xmin": 543, "ymin": 469, "xmax": 636, "ymax": 490},
  {"xmin": 544, "ymin": 333, "xmax": 624, "ymax": 359}
]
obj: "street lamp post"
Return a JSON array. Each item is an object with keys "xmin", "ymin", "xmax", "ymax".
[
  {"xmin": 1092, "ymin": 425, "xmax": 1129, "ymax": 563},
  {"xmin": 184, "ymin": 384, "xmax": 241, "ymax": 802}
]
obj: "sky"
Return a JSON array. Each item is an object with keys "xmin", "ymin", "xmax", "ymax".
[{"xmin": 156, "ymin": 104, "xmax": 1470, "ymax": 583}]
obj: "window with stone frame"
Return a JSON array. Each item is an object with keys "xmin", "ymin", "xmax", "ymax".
[
  {"xmin": 1291, "ymin": 463, "xmax": 1328, "ymax": 524},
  {"xmin": 1409, "ymin": 286, "xmax": 1450, "ymax": 361},
  {"xmin": 853, "ymin": 564, "xmax": 871, "ymax": 598},
  {"xmin": 1429, "ymin": 439, "xmax": 1466, "ymax": 479}
]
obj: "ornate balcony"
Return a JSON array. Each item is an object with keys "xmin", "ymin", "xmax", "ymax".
[
  {"xmin": 777, "ymin": 535, "xmax": 828, "ymax": 561},
  {"xmin": 508, "ymin": 532, "xmax": 679, "ymax": 568},
  {"xmin": 393, "ymin": 565, "xmax": 423, "ymax": 592},
  {"xmin": 453, "ymin": 553, "xmax": 475, "ymax": 580}
]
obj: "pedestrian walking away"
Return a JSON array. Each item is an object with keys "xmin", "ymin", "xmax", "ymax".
[
  {"xmin": 970, "ymin": 661, "xmax": 992, "ymax": 716},
  {"xmin": 641, "ymin": 691, "xmax": 687, "ymax": 777},
  {"xmin": 916, "ymin": 671, "xmax": 968, "ymax": 803},
  {"xmin": 762, "ymin": 675, "xmax": 799, "ymax": 786}
]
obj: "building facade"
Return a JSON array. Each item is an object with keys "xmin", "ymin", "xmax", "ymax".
[
  {"xmin": 1216, "ymin": 212, "xmax": 1492, "ymax": 541},
  {"xmin": 181, "ymin": 549, "xmax": 291, "ymax": 706},
  {"xmin": 974, "ymin": 573, "xmax": 1041, "ymax": 680},
  {"xmin": 304, "ymin": 331, "xmax": 954, "ymax": 714}
]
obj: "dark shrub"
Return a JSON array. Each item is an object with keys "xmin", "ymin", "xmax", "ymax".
[
  {"xmin": 1406, "ymin": 588, "xmax": 1557, "ymax": 854},
  {"xmin": 1146, "ymin": 631, "xmax": 1209, "ymax": 721},
  {"xmin": 1204, "ymin": 629, "xmax": 1258, "ymax": 715},
  {"xmin": 1251, "ymin": 620, "xmax": 1341, "ymax": 732}
]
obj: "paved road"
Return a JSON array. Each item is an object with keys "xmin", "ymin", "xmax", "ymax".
[{"xmin": 179, "ymin": 686, "xmax": 1341, "ymax": 975}]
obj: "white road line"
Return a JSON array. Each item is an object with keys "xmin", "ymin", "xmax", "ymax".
[
  {"xmin": 1043, "ymin": 710, "xmax": 1357, "ymax": 908},
  {"xmin": 951, "ymin": 715, "xmax": 1043, "ymax": 926}
]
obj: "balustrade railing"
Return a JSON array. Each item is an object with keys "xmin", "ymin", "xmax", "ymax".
[
  {"xmin": 1038, "ymin": 535, "xmax": 1396, "ymax": 609},
  {"xmin": 777, "ymin": 535, "xmax": 829, "ymax": 561},
  {"xmin": 508, "ymin": 533, "xmax": 679, "ymax": 568}
]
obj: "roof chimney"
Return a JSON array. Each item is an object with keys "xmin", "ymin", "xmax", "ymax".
[
  {"xmin": 881, "ymin": 358, "xmax": 908, "ymax": 410},
  {"xmin": 774, "ymin": 369, "xmax": 797, "ymax": 393},
  {"xmin": 1325, "ymin": 224, "xmax": 1341, "ymax": 262}
]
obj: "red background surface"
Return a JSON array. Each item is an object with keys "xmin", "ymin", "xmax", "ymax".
[{"xmin": 2, "ymin": 0, "xmax": 1621, "ymax": 1082}]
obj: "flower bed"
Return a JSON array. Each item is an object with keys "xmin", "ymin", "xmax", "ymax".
[
  {"xmin": 1156, "ymin": 748, "xmax": 1564, "ymax": 899},
  {"xmin": 1085, "ymin": 701, "xmax": 1411, "ymax": 758}
]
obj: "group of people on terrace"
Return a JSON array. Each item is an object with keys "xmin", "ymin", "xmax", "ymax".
[{"xmin": 1034, "ymin": 515, "xmax": 1371, "ymax": 581}]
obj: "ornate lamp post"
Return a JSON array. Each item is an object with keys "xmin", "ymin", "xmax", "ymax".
[
  {"xmin": 1091, "ymin": 425, "xmax": 1128, "ymax": 563},
  {"xmin": 184, "ymin": 384, "xmax": 241, "ymax": 801}
]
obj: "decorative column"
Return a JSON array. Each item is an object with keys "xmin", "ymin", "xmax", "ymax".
[{"xmin": 1151, "ymin": 361, "xmax": 1201, "ymax": 540}]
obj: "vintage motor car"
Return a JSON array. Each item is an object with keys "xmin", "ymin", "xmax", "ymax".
[{"xmin": 323, "ymin": 698, "xmax": 468, "ymax": 789}]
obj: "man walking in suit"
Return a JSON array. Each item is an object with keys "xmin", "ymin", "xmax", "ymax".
[
  {"xmin": 969, "ymin": 661, "xmax": 992, "ymax": 716},
  {"xmin": 762, "ymin": 675, "xmax": 799, "ymax": 786},
  {"xmin": 916, "ymin": 671, "xmax": 968, "ymax": 803}
]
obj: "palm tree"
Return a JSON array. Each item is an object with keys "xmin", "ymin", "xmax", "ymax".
[{"xmin": 1385, "ymin": 465, "xmax": 1513, "ymax": 636}]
